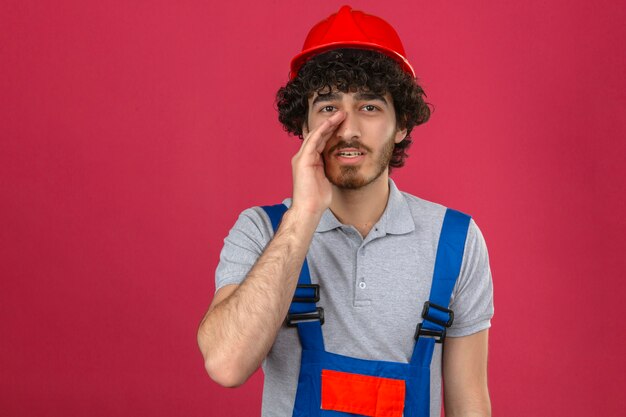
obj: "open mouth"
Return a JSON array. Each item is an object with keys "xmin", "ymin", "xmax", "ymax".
[
  {"xmin": 336, "ymin": 151, "xmax": 364, "ymax": 158},
  {"xmin": 332, "ymin": 148, "xmax": 367, "ymax": 165}
]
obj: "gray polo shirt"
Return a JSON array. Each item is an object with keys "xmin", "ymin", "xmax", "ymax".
[{"xmin": 215, "ymin": 179, "xmax": 494, "ymax": 417}]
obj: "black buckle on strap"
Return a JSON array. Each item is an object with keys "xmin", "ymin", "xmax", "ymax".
[
  {"xmin": 421, "ymin": 301, "xmax": 454, "ymax": 327},
  {"xmin": 292, "ymin": 284, "xmax": 320, "ymax": 303},
  {"xmin": 415, "ymin": 301, "xmax": 454, "ymax": 343},
  {"xmin": 414, "ymin": 323, "xmax": 446, "ymax": 343},
  {"xmin": 286, "ymin": 307, "xmax": 324, "ymax": 327}
]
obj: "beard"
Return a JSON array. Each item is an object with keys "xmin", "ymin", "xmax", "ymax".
[{"xmin": 324, "ymin": 134, "xmax": 396, "ymax": 190}]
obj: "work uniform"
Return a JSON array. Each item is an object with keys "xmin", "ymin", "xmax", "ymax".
[{"xmin": 215, "ymin": 179, "xmax": 494, "ymax": 417}]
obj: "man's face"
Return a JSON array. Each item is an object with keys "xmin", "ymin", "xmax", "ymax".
[{"xmin": 304, "ymin": 88, "xmax": 407, "ymax": 189}]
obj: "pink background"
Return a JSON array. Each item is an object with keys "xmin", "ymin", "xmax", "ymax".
[{"xmin": 2, "ymin": 0, "xmax": 625, "ymax": 415}]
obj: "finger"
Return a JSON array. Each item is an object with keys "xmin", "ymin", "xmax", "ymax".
[
  {"xmin": 302, "ymin": 111, "xmax": 345, "ymax": 143},
  {"xmin": 301, "ymin": 111, "xmax": 345, "ymax": 155}
]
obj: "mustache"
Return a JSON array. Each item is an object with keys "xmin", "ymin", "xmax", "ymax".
[{"xmin": 328, "ymin": 141, "xmax": 372, "ymax": 154}]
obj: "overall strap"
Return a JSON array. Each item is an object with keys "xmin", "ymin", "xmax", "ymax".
[
  {"xmin": 411, "ymin": 208, "xmax": 471, "ymax": 365},
  {"xmin": 260, "ymin": 204, "xmax": 325, "ymax": 351}
]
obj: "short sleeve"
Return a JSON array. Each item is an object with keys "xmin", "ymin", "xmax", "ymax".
[
  {"xmin": 447, "ymin": 218, "xmax": 494, "ymax": 337},
  {"xmin": 214, "ymin": 207, "xmax": 274, "ymax": 293}
]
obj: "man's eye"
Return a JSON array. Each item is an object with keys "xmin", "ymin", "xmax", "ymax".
[
  {"xmin": 320, "ymin": 106, "xmax": 336, "ymax": 112},
  {"xmin": 362, "ymin": 104, "xmax": 378, "ymax": 112}
]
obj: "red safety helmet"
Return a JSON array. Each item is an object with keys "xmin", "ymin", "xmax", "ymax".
[{"xmin": 290, "ymin": 5, "xmax": 415, "ymax": 80}]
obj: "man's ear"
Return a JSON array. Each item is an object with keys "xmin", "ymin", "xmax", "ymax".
[
  {"xmin": 394, "ymin": 127, "xmax": 408, "ymax": 144},
  {"xmin": 395, "ymin": 116, "xmax": 408, "ymax": 143}
]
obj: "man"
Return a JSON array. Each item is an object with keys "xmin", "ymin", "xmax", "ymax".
[{"xmin": 197, "ymin": 5, "xmax": 493, "ymax": 417}]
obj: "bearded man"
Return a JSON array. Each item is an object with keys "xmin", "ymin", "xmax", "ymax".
[{"xmin": 198, "ymin": 6, "xmax": 494, "ymax": 417}]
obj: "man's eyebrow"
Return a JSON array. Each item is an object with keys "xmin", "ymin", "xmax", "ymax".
[
  {"xmin": 310, "ymin": 91, "xmax": 389, "ymax": 106},
  {"xmin": 311, "ymin": 92, "xmax": 342, "ymax": 106},
  {"xmin": 354, "ymin": 92, "xmax": 388, "ymax": 105}
]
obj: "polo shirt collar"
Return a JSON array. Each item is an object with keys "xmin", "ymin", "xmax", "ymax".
[
  {"xmin": 315, "ymin": 178, "xmax": 415, "ymax": 235},
  {"xmin": 315, "ymin": 205, "xmax": 343, "ymax": 232}
]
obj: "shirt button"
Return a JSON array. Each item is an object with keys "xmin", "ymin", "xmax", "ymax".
[{"xmin": 359, "ymin": 282, "xmax": 366, "ymax": 289}]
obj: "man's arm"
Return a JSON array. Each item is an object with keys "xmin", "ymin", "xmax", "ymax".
[
  {"xmin": 443, "ymin": 329, "xmax": 491, "ymax": 417},
  {"xmin": 197, "ymin": 207, "xmax": 320, "ymax": 387},
  {"xmin": 196, "ymin": 110, "xmax": 347, "ymax": 388}
]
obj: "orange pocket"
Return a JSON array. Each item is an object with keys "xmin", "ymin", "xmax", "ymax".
[{"xmin": 320, "ymin": 369, "xmax": 405, "ymax": 417}]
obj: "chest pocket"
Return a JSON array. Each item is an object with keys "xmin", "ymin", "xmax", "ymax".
[{"xmin": 321, "ymin": 369, "xmax": 405, "ymax": 417}]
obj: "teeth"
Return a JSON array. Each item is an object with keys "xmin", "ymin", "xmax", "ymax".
[{"xmin": 338, "ymin": 152, "xmax": 363, "ymax": 157}]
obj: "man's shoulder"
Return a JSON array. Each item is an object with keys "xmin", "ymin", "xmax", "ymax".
[
  {"xmin": 397, "ymin": 187, "xmax": 471, "ymax": 221},
  {"xmin": 399, "ymin": 189, "xmax": 446, "ymax": 210},
  {"xmin": 392, "ymin": 186, "xmax": 478, "ymax": 241},
  {"xmin": 228, "ymin": 200, "xmax": 294, "ymax": 237},
  {"xmin": 397, "ymin": 188, "xmax": 449, "ymax": 220},
  {"xmin": 226, "ymin": 205, "xmax": 274, "ymax": 237}
]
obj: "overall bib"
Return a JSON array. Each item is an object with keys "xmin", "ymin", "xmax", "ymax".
[{"xmin": 261, "ymin": 204, "xmax": 471, "ymax": 417}]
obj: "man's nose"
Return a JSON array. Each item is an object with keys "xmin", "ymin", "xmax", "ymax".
[{"xmin": 336, "ymin": 110, "xmax": 361, "ymax": 141}]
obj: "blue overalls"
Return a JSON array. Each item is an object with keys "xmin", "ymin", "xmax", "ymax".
[{"xmin": 261, "ymin": 204, "xmax": 471, "ymax": 417}]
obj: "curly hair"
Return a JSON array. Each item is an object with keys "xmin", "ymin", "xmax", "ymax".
[{"xmin": 276, "ymin": 48, "xmax": 433, "ymax": 170}]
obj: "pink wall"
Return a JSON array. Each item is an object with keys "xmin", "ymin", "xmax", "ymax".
[{"xmin": 2, "ymin": 0, "xmax": 625, "ymax": 415}]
